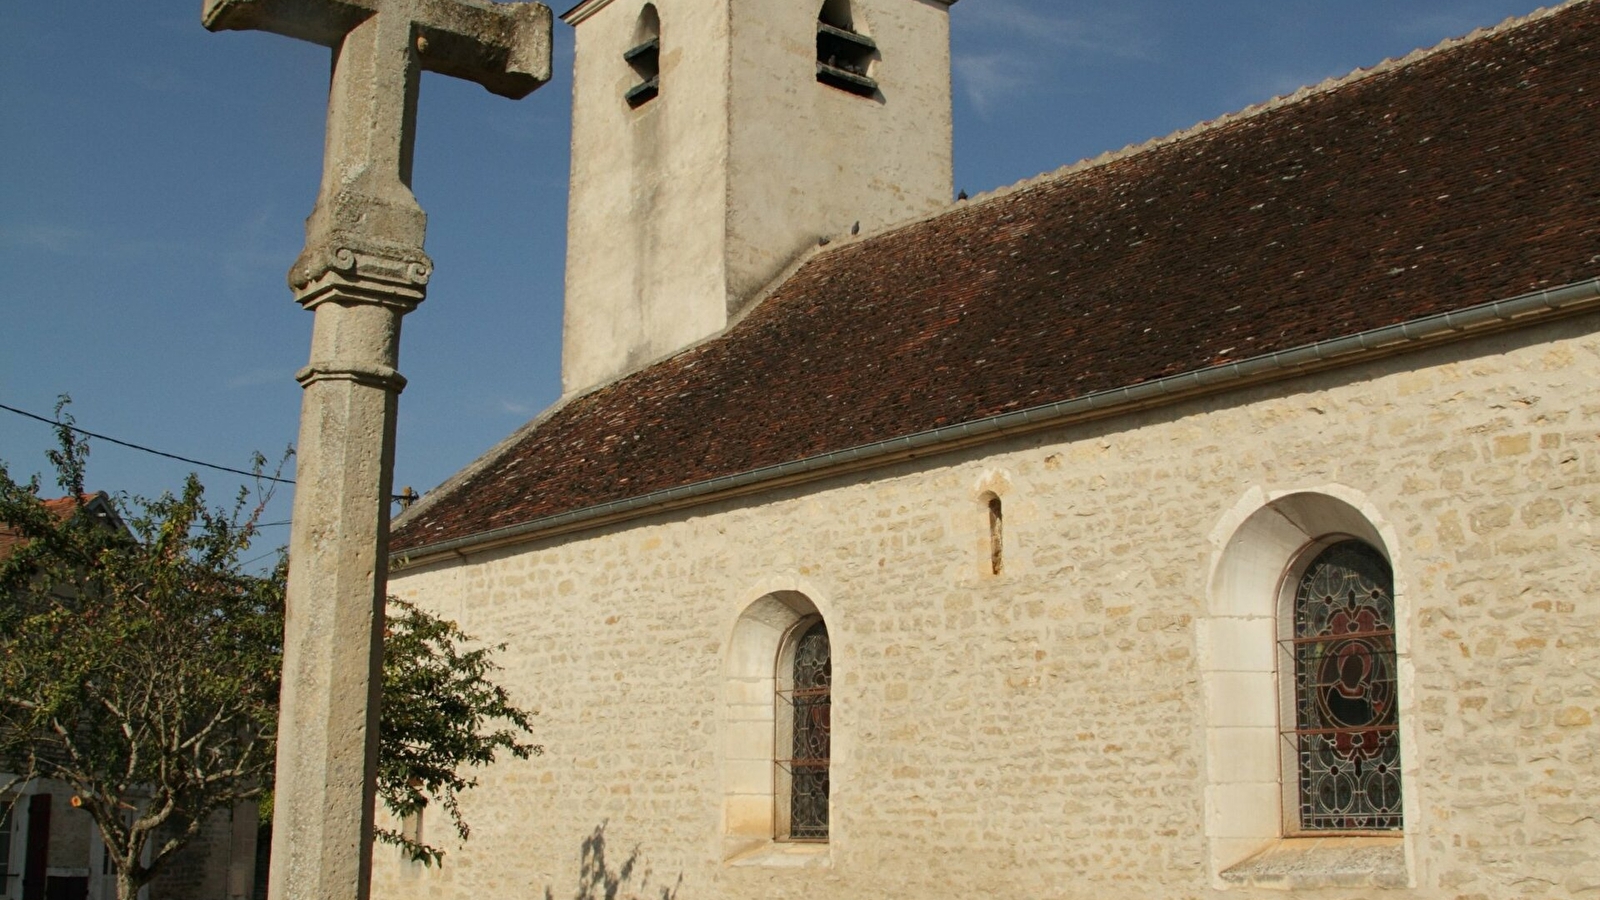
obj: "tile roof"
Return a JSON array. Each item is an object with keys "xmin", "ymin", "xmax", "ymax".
[
  {"xmin": 0, "ymin": 495, "xmax": 104, "ymax": 561},
  {"xmin": 392, "ymin": 0, "xmax": 1600, "ymax": 556}
]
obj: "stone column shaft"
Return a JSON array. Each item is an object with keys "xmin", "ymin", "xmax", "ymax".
[
  {"xmin": 271, "ymin": 293, "xmax": 412, "ymax": 900},
  {"xmin": 199, "ymin": 3, "xmax": 551, "ymax": 899},
  {"xmin": 265, "ymin": 12, "xmax": 429, "ymax": 900}
]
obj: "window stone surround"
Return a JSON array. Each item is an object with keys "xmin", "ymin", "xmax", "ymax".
[
  {"xmin": 1201, "ymin": 486, "xmax": 1420, "ymax": 889},
  {"xmin": 1220, "ymin": 836, "xmax": 1407, "ymax": 890},
  {"xmin": 721, "ymin": 585, "xmax": 837, "ymax": 867}
]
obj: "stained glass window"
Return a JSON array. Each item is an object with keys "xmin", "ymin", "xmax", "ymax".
[
  {"xmin": 778, "ymin": 620, "xmax": 831, "ymax": 840},
  {"xmin": 1287, "ymin": 540, "xmax": 1402, "ymax": 831}
]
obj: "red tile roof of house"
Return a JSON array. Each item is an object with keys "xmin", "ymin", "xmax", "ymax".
[
  {"xmin": 0, "ymin": 495, "xmax": 103, "ymax": 560},
  {"xmin": 392, "ymin": 0, "xmax": 1600, "ymax": 556}
]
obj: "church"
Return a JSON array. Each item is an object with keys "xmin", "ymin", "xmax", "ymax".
[{"xmin": 379, "ymin": 0, "xmax": 1600, "ymax": 896}]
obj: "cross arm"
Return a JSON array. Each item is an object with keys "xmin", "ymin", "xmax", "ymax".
[
  {"xmin": 415, "ymin": 0, "xmax": 551, "ymax": 98},
  {"xmin": 202, "ymin": 0, "xmax": 371, "ymax": 48},
  {"xmin": 203, "ymin": 0, "xmax": 552, "ymax": 99}
]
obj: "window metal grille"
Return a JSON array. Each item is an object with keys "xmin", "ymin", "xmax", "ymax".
[
  {"xmin": 777, "ymin": 621, "xmax": 830, "ymax": 840},
  {"xmin": 1284, "ymin": 540, "xmax": 1402, "ymax": 832}
]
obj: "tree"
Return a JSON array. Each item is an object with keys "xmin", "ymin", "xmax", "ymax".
[
  {"xmin": 377, "ymin": 597, "xmax": 540, "ymax": 865},
  {"xmin": 0, "ymin": 407, "xmax": 537, "ymax": 899}
]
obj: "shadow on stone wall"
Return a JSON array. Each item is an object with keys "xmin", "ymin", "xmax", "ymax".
[{"xmin": 544, "ymin": 823, "xmax": 681, "ymax": 900}]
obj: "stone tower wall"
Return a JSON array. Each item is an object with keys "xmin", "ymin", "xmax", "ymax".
[{"xmin": 560, "ymin": 0, "xmax": 955, "ymax": 397}]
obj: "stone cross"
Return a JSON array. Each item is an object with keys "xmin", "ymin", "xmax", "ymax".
[{"xmin": 201, "ymin": 3, "xmax": 550, "ymax": 900}]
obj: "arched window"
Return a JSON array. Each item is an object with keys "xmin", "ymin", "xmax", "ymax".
[
  {"xmin": 1283, "ymin": 540, "xmax": 1402, "ymax": 832},
  {"xmin": 722, "ymin": 592, "xmax": 833, "ymax": 861},
  {"xmin": 624, "ymin": 5, "xmax": 660, "ymax": 108},
  {"xmin": 816, "ymin": 0, "xmax": 878, "ymax": 97},
  {"xmin": 777, "ymin": 620, "xmax": 831, "ymax": 841},
  {"xmin": 1204, "ymin": 490, "xmax": 1410, "ymax": 886}
]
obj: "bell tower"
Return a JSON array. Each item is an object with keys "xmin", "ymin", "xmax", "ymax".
[{"xmin": 559, "ymin": 0, "xmax": 957, "ymax": 396}]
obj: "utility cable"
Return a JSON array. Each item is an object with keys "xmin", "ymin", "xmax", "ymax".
[
  {"xmin": 2, "ymin": 401, "xmax": 419, "ymax": 505},
  {"xmin": 0, "ymin": 401, "xmax": 296, "ymax": 486}
]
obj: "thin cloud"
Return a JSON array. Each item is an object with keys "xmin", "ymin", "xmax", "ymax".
[
  {"xmin": 220, "ymin": 205, "xmax": 296, "ymax": 288},
  {"xmin": 131, "ymin": 65, "xmax": 188, "ymax": 94},
  {"xmin": 954, "ymin": 52, "xmax": 1036, "ymax": 116},
  {"xmin": 499, "ymin": 399, "xmax": 534, "ymax": 416},
  {"xmin": 1, "ymin": 224, "xmax": 85, "ymax": 254},
  {"xmin": 482, "ymin": 108, "xmax": 570, "ymax": 143},
  {"xmin": 966, "ymin": 0, "xmax": 1153, "ymax": 61},
  {"xmin": 2, "ymin": 225, "xmax": 188, "ymax": 261},
  {"xmin": 1233, "ymin": 69, "xmax": 1347, "ymax": 109},
  {"xmin": 954, "ymin": 0, "xmax": 1154, "ymax": 114},
  {"xmin": 1390, "ymin": 10, "xmax": 1522, "ymax": 43},
  {"xmin": 226, "ymin": 368, "xmax": 287, "ymax": 390}
]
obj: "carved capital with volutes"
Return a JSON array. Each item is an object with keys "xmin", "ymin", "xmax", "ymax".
[{"xmin": 289, "ymin": 234, "xmax": 433, "ymax": 312}]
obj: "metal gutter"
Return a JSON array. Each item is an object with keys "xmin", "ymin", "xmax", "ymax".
[{"xmin": 393, "ymin": 277, "xmax": 1600, "ymax": 568}]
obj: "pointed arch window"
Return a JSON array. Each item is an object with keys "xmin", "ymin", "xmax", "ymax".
[
  {"xmin": 1282, "ymin": 539, "xmax": 1403, "ymax": 832},
  {"xmin": 624, "ymin": 5, "xmax": 660, "ymax": 108},
  {"xmin": 777, "ymin": 620, "xmax": 830, "ymax": 841},
  {"xmin": 816, "ymin": 0, "xmax": 877, "ymax": 97}
]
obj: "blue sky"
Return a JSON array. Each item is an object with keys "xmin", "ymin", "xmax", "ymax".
[{"xmin": 0, "ymin": 0, "xmax": 1549, "ymax": 549}]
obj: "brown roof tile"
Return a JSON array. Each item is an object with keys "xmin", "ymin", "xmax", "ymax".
[
  {"xmin": 393, "ymin": 1, "xmax": 1600, "ymax": 554},
  {"xmin": 0, "ymin": 495, "xmax": 102, "ymax": 560}
]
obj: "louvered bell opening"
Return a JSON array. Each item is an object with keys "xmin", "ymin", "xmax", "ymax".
[
  {"xmin": 816, "ymin": 22, "xmax": 877, "ymax": 97},
  {"xmin": 625, "ymin": 36, "xmax": 660, "ymax": 108},
  {"xmin": 625, "ymin": 77, "xmax": 659, "ymax": 107}
]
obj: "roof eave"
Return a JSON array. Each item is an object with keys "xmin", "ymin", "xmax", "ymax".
[
  {"xmin": 391, "ymin": 275, "xmax": 1600, "ymax": 569},
  {"xmin": 560, "ymin": 0, "xmax": 610, "ymax": 26}
]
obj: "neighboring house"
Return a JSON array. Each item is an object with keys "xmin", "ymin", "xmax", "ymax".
[
  {"xmin": 381, "ymin": 1, "xmax": 1600, "ymax": 898},
  {"xmin": 2, "ymin": 496, "xmax": 124, "ymax": 900},
  {"xmin": 0, "ymin": 495, "xmax": 257, "ymax": 900}
]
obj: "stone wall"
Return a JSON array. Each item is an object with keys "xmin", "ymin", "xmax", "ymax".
[
  {"xmin": 43, "ymin": 790, "xmax": 92, "ymax": 878},
  {"xmin": 148, "ymin": 805, "xmax": 256, "ymax": 900},
  {"xmin": 374, "ymin": 313, "xmax": 1600, "ymax": 900}
]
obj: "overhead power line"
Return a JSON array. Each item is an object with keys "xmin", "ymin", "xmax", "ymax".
[{"xmin": 0, "ymin": 401, "xmax": 296, "ymax": 486}]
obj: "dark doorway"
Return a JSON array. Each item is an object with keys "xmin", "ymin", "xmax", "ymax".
[{"xmin": 22, "ymin": 795, "xmax": 50, "ymax": 900}]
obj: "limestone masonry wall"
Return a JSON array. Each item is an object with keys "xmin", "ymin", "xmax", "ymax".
[{"xmin": 375, "ymin": 313, "xmax": 1600, "ymax": 900}]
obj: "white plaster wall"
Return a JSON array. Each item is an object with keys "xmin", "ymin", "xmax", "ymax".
[
  {"xmin": 560, "ymin": 0, "xmax": 954, "ymax": 397},
  {"xmin": 562, "ymin": 0, "xmax": 732, "ymax": 396},
  {"xmin": 375, "ymin": 314, "xmax": 1600, "ymax": 900},
  {"xmin": 724, "ymin": 0, "xmax": 954, "ymax": 305}
]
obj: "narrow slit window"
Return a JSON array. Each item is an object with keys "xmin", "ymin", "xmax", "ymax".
[
  {"xmin": 625, "ymin": 5, "xmax": 660, "ymax": 108},
  {"xmin": 400, "ymin": 806, "xmax": 424, "ymax": 853},
  {"xmin": 816, "ymin": 0, "xmax": 877, "ymax": 97},
  {"xmin": 1282, "ymin": 540, "xmax": 1402, "ymax": 832},
  {"xmin": 987, "ymin": 495, "xmax": 1003, "ymax": 575}
]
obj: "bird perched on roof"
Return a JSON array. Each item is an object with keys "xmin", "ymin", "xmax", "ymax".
[{"xmin": 851, "ymin": 221, "xmax": 860, "ymax": 235}]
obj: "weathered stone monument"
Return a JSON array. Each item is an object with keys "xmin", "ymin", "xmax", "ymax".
[{"xmin": 200, "ymin": 2, "xmax": 551, "ymax": 899}]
